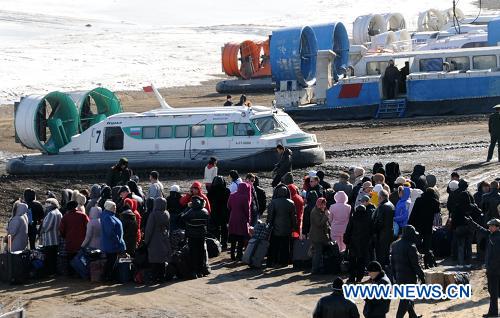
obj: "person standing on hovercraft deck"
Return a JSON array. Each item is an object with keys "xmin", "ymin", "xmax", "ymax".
[
  {"xmin": 487, "ymin": 105, "xmax": 500, "ymax": 162},
  {"xmin": 383, "ymin": 60, "xmax": 400, "ymax": 100},
  {"xmin": 272, "ymin": 144, "xmax": 292, "ymax": 188},
  {"xmin": 223, "ymin": 95, "xmax": 233, "ymax": 106},
  {"xmin": 106, "ymin": 158, "xmax": 133, "ymax": 188}
]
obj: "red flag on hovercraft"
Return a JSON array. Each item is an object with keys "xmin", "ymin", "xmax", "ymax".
[{"xmin": 143, "ymin": 86, "xmax": 153, "ymax": 93}]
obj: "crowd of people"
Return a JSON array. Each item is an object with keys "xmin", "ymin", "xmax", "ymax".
[{"xmin": 4, "ymin": 151, "xmax": 500, "ymax": 317}]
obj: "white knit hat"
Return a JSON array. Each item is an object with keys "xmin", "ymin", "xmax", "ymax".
[
  {"xmin": 373, "ymin": 184, "xmax": 384, "ymax": 193},
  {"xmin": 104, "ymin": 200, "xmax": 116, "ymax": 212},
  {"xmin": 170, "ymin": 185, "xmax": 180, "ymax": 193},
  {"xmin": 308, "ymin": 170, "xmax": 317, "ymax": 177},
  {"xmin": 448, "ymin": 180, "xmax": 460, "ymax": 191}
]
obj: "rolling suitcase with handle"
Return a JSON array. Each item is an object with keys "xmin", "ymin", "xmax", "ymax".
[
  {"xmin": 292, "ymin": 239, "xmax": 312, "ymax": 269},
  {"xmin": 242, "ymin": 238, "xmax": 270, "ymax": 269}
]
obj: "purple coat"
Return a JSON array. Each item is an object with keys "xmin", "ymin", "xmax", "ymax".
[{"xmin": 227, "ymin": 183, "xmax": 251, "ymax": 237}]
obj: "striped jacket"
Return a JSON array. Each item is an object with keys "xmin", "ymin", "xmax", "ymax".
[{"xmin": 39, "ymin": 208, "xmax": 62, "ymax": 247}]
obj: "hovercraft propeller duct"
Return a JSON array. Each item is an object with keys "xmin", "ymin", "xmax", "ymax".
[{"xmin": 15, "ymin": 88, "xmax": 122, "ymax": 154}]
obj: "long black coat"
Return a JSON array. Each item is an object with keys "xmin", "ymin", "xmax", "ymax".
[
  {"xmin": 390, "ymin": 226, "xmax": 425, "ymax": 284},
  {"xmin": 273, "ymin": 147, "xmax": 292, "ymax": 178},
  {"xmin": 489, "ymin": 112, "xmax": 500, "ymax": 137},
  {"xmin": 481, "ymin": 189, "xmax": 500, "ymax": 221},
  {"xmin": 207, "ymin": 178, "xmax": 230, "ymax": 226},
  {"xmin": 344, "ymin": 207, "xmax": 372, "ymax": 258},
  {"xmin": 373, "ymin": 200, "xmax": 394, "ymax": 246},
  {"xmin": 119, "ymin": 209, "xmax": 138, "ymax": 256},
  {"xmin": 408, "ymin": 190, "xmax": 440, "ymax": 235}
]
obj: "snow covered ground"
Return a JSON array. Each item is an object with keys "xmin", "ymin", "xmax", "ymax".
[{"xmin": 0, "ymin": 0, "xmax": 490, "ymax": 104}]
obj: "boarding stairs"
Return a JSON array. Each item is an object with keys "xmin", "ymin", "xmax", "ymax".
[{"xmin": 375, "ymin": 99, "xmax": 407, "ymax": 119}]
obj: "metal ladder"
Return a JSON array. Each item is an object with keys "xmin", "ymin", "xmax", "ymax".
[{"xmin": 376, "ymin": 99, "xmax": 407, "ymax": 118}]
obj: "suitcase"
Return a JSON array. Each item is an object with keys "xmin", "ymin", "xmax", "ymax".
[
  {"xmin": 0, "ymin": 251, "xmax": 31, "ymax": 284},
  {"xmin": 292, "ymin": 239, "xmax": 312, "ymax": 269},
  {"xmin": 432, "ymin": 226, "xmax": 452, "ymax": 257},
  {"xmin": 242, "ymin": 238, "xmax": 270, "ymax": 269},
  {"xmin": 206, "ymin": 238, "xmax": 222, "ymax": 258},
  {"xmin": 322, "ymin": 241, "xmax": 341, "ymax": 274},
  {"xmin": 70, "ymin": 249, "xmax": 91, "ymax": 279},
  {"xmin": 115, "ymin": 257, "xmax": 133, "ymax": 283},
  {"xmin": 89, "ymin": 259, "xmax": 106, "ymax": 282}
]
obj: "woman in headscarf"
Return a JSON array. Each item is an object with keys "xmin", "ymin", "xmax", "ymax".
[
  {"xmin": 6, "ymin": 201, "xmax": 29, "ymax": 252},
  {"xmin": 60, "ymin": 189, "xmax": 74, "ymax": 215},
  {"xmin": 227, "ymin": 183, "xmax": 251, "ymax": 261},
  {"xmin": 73, "ymin": 190, "xmax": 87, "ymax": 215},
  {"xmin": 207, "ymin": 176, "xmax": 230, "ymax": 249},
  {"xmin": 145, "ymin": 197, "xmax": 171, "ymax": 283},
  {"xmin": 81, "ymin": 206, "xmax": 102, "ymax": 250},
  {"xmin": 309, "ymin": 197, "xmax": 330, "ymax": 274}
]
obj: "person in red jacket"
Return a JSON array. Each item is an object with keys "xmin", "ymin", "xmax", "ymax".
[
  {"xmin": 288, "ymin": 184, "xmax": 305, "ymax": 239},
  {"xmin": 60, "ymin": 201, "xmax": 89, "ymax": 273},
  {"xmin": 124, "ymin": 198, "xmax": 142, "ymax": 244},
  {"xmin": 180, "ymin": 181, "xmax": 211, "ymax": 214}
]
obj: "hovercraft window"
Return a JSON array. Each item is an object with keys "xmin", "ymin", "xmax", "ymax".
[
  {"xmin": 191, "ymin": 125, "xmax": 206, "ymax": 138},
  {"xmin": 234, "ymin": 123, "xmax": 254, "ymax": 136},
  {"xmin": 104, "ymin": 127, "xmax": 124, "ymax": 150},
  {"xmin": 142, "ymin": 127, "xmax": 156, "ymax": 139},
  {"xmin": 213, "ymin": 124, "xmax": 228, "ymax": 137},
  {"xmin": 445, "ymin": 56, "xmax": 470, "ymax": 71},
  {"xmin": 253, "ymin": 116, "xmax": 283, "ymax": 135},
  {"xmin": 158, "ymin": 126, "xmax": 173, "ymax": 138},
  {"xmin": 175, "ymin": 126, "xmax": 189, "ymax": 138},
  {"xmin": 419, "ymin": 58, "xmax": 443, "ymax": 72},
  {"xmin": 473, "ymin": 55, "xmax": 497, "ymax": 70}
]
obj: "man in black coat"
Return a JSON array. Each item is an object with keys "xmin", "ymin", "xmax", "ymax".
[
  {"xmin": 466, "ymin": 217, "xmax": 500, "ymax": 317},
  {"xmin": 383, "ymin": 60, "xmax": 400, "ymax": 99},
  {"xmin": 487, "ymin": 105, "xmax": 500, "ymax": 162},
  {"xmin": 373, "ymin": 190, "xmax": 394, "ymax": 267},
  {"xmin": 363, "ymin": 261, "xmax": 391, "ymax": 318},
  {"xmin": 408, "ymin": 188, "xmax": 440, "ymax": 254},
  {"xmin": 272, "ymin": 144, "xmax": 292, "ymax": 187},
  {"xmin": 106, "ymin": 157, "xmax": 133, "ymax": 188},
  {"xmin": 313, "ymin": 277, "xmax": 360, "ymax": 318},
  {"xmin": 391, "ymin": 225, "xmax": 425, "ymax": 318},
  {"xmin": 267, "ymin": 185, "xmax": 297, "ymax": 267},
  {"xmin": 23, "ymin": 188, "xmax": 45, "ymax": 250}
]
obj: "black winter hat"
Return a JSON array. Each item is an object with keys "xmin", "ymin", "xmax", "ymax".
[
  {"xmin": 66, "ymin": 201, "xmax": 78, "ymax": 210},
  {"xmin": 367, "ymin": 261, "xmax": 383, "ymax": 273},
  {"xmin": 119, "ymin": 186, "xmax": 130, "ymax": 194},
  {"xmin": 331, "ymin": 277, "xmax": 344, "ymax": 290}
]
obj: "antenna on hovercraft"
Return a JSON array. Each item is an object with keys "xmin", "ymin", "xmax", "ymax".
[{"xmin": 150, "ymin": 83, "xmax": 173, "ymax": 109}]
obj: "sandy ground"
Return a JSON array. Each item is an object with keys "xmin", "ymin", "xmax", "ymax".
[{"xmin": 0, "ymin": 81, "xmax": 499, "ymax": 317}]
